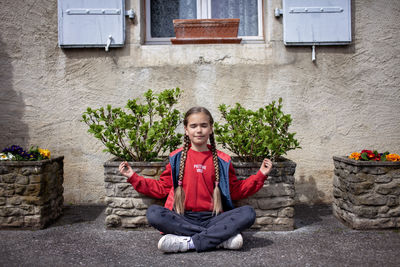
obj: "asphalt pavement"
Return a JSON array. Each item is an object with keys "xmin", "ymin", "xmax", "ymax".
[{"xmin": 1, "ymin": 204, "xmax": 399, "ymax": 267}]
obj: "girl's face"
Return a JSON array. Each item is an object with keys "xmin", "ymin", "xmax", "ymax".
[{"xmin": 185, "ymin": 112, "xmax": 213, "ymax": 150}]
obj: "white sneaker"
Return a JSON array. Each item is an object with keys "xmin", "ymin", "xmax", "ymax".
[
  {"xmin": 218, "ymin": 233, "xmax": 243, "ymax": 250},
  {"xmin": 158, "ymin": 234, "xmax": 191, "ymax": 253}
]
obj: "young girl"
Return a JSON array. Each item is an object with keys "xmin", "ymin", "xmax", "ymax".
[{"xmin": 119, "ymin": 107, "xmax": 272, "ymax": 253}]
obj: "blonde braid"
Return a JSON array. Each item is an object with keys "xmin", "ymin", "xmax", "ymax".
[
  {"xmin": 210, "ymin": 133, "xmax": 223, "ymax": 215},
  {"xmin": 173, "ymin": 134, "xmax": 190, "ymax": 215}
]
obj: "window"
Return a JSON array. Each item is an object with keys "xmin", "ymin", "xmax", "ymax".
[{"xmin": 146, "ymin": 0, "xmax": 263, "ymax": 44}]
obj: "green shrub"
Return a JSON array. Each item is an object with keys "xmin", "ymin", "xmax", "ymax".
[
  {"xmin": 82, "ymin": 88, "xmax": 183, "ymax": 161},
  {"xmin": 214, "ymin": 98, "xmax": 301, "ymax": 162}
]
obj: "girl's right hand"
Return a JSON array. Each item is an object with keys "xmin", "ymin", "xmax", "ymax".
[{"xmin": 119, "ymin": 161, "xmax": 134, "ymax": 178}]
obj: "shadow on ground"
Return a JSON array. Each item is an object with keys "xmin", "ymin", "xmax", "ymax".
[
  {"xmin": 294, "ymin": 204, "xmax": 333, "ymax": 229},
  {"xmin": 50, "ymin": 205, "xmax": 105, "ymax": 227}
]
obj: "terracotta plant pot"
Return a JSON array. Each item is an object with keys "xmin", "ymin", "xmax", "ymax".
[{"xmin": 171, "ymin": 18, "xmax": 242, "ymax": 44}]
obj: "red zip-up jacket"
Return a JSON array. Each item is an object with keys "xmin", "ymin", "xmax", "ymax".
[{"xmin": 127, "ymin": 148, "xmax": 267, "ymax": 212}]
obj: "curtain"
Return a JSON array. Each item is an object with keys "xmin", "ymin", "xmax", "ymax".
[
  {"xmin": 151, "ymin": 0, "xmax": 197, "ymax": 37},
  {"xmin": 211, "ymin": 0, "xmax": 258, "ymax": 36}
]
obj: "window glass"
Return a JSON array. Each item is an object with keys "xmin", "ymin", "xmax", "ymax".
[
  {"xmin": 211, "ymin": 0, "xmax": 259, "ymax": 36},
  {"xmin": 150, "ymin": 0, "xmax": 197, "ymax": 37}
]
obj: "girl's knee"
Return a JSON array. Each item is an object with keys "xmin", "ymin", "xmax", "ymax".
[
  {"xmin": 239, "ymin": 205, "xmax": 256, "ymax": 225},
  {"xmin": 146, "ymin": 205, "xmax": 163, "ymax": 225}
]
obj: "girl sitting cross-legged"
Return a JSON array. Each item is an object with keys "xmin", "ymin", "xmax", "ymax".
[{"xmin": 119, "ymin": 106, "xmax": 272, "ymax": 253}]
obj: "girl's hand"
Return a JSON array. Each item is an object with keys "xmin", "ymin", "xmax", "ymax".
[
  {"xmin": 260, "ymin": 158, "xmax": 273, "ymax": 176},
  {"xmin": 119, "ymin": 161, "xmax": 134, "ymax": 178}
]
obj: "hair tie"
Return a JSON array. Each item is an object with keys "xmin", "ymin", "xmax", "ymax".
[
  {"xmin": 215, "ymin": 181, "xmax": 219, "ymax": 187},
  {"xmin": 178, "ymin": 180, "xmax": 183, "ymax": 186}
]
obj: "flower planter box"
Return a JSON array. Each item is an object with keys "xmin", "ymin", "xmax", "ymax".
[
  {"xmin": 0, "ymin": 156, "xmax": 64, "ymax": 229},
  {"xmin": 104, "ymin": 158, "xmax": 296, "ymax": 231},
  {"xmin": 104, "ymin": 159, "xmax": 166, "ymax": 228},
  {"xmin": 171, "ymin": 18, "xmax": 242, "ymax": 44},
  {"xmin": 233, "ymin": 159, "xmax": 297, "ymax": 231},
  {"xmin": 332, "ymin": 156, "xmax": 400, "ymax": 229}
]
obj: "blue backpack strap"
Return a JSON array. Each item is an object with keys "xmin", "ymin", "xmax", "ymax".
[
  {"xmin": 218, "ymin": 157, "xmax": 235, "ymax": 210},
  {"xmin": 169, "ymin": 151, "xmax": 182, "ymax": 189}
]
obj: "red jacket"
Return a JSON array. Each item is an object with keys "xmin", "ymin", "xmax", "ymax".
[{"xmin": 127, "ymin": 148, "xmax": 267, "ymax": 212}]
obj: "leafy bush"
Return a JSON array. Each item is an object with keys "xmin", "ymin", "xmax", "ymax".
[
  {"xmin": 214, "ymin": 98, "xmax": 300, "ymax": 162},
  {"xmin": 82, "ymin": 88, "xmax": 183, "ymax": 161}
]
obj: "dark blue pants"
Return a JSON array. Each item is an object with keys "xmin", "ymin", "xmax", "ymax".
[{"xmin": 146, "ymin": 205, "xmax": 256, "ymax": 252}]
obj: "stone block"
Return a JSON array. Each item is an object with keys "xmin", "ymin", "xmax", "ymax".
[
  {"xmin": 273, "ymin": 217, "xmax": 293, "ymax": 226},
  {"xmin": 387, "ymin": 207, "xmax": 400, "ymax": 217},
  {"xmin": 2, "ymin": 173, "xmax": 16, "ymax": 183},
  {"xmin": 352, "ymin": 206, "xmax": 378, "ymax": 218},
  {"xmin": 0, "ymin": 216, "xmax": 24, "ymax": 227},
  {"xmin": 348, "ymin": 181, "xmax": 374, "ymax": 195},
  {"xmin": 16, "ymin": 175, "xmax": 29, "ymax": 185},
  {"xmin": 7, "ymin": 196, "xmax": 22, "ymax": 206},
  {"xmin": 375, "ymin": 181, "xmax": 400, "ymax": 195},
  {"xmin": 255, "ymin": 209, "xmax": 278, "ymax": 217},
  {"xmin": 132, "ymin": 198, "xmax": 161, "ymax": 209},
  {"xmin": 257, "ymin": 197, "xmax": 295, "ymax": 210},
  {"xmin": 375, "ymin": 175, "xmax": 393, "ymax": 183},
  {"xmin": 0, "ymin": 197, "xmax": 5, "ymax": 206},
  {"xmin": 24, "ymin": 184, "xmax": 41, "ymax": 197},
  {"xmin": 105, "ymin": 208, "xmax": 113, "ymax": 215},
  {"xmin": 253, "ymin": 184, "xmax": 294, "ymax": 198},
  {"xmin": 105, "ymin": 215, "xmax": 122, "ymax": 227},
  {"xmin": 278, "ymin": 207, "xmax": 294, "ymax": 218},
  {"xmin": 29, "ymin": 175, "xmax": 42, "ymax": 184},
  {"xmin": 121, "ymin": 216, "xmax": 148, "ymax": 227},
  {"xmin": 24, "ymin": 215, "xmax": 42, "ymax": 228},
  {"xmin": 105, "ymin": 197, "xmax": 134, "ymax": 208},
  {"xmin": 114, "ymin": 208, "xmax": 147, "ymax": 217},
  {"xmin": 350, "ymin": 194, "xmax": 387, "ymax": 206},
  {"xmin": 104, "ymin": 175, "xmax": 127, "ymax": 183},
  {"xmin": 255, "ymin": 216, "xmax": 274, "ymax": 225},
  {"xmin": 387, "ymin": 195, "xmax": 399, "ymax": 207}
]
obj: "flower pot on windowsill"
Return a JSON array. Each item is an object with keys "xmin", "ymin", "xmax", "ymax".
[{"xmin": 171, "ymin": 18, "xmax": 242, "ymax": 44}]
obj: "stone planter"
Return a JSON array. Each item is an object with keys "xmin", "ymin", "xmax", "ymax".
[
  {"xmin": 104, "ymin": 159, "xmax": 167, "ymax": 228},
  {"xmin": 104, "ymin": 157, "xmax": 296, "ymax": 230},
  {"xmin": 0, "ymin": 156, "xmax": 64, "ymax": 229},
  {"xmin": 171, "ymin": 18, "xmax": 242, "ymax": 44},
  {"xmin": 233, "ymin": 159, "xmax": 297, "ymax": 231},
  {"xmin": 332, "ymin": 156, "xmax": 400, "ymax": 229}
]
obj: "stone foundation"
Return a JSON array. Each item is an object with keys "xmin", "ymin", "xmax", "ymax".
[
  {"xmin": 332, "ymin": 156, "xmax": 400, "ymax": 229},
  {"xmin": 104, "ymin": 158, "xmax": 296, "ymax": 231},
  {"xmin": 233, "ymin": 159, "xmax": 296, "ymax": 231},
  {"xmin": 0, "ymin": 156, "xmax": 64, "ymax": 229}
]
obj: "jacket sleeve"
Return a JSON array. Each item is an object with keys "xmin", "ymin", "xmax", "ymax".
[
  {"xmin": 228, "ymin": 162, "xmax": 267, "ymax": 200},
  {"xmin": 127, "ymin": 163, "xmax": 173, "ymax": 199}
]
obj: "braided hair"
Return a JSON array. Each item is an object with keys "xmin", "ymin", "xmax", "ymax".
[{"xmin": 173, "ymin": 107, "xmax": 223, "ymax": 215}]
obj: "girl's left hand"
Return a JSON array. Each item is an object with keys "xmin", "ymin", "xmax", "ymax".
[{"xmin": 260, "ymin": 158, "xmax": 273, "ymax": 176}]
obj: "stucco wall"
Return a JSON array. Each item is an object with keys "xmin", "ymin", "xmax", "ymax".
[{"xmin": 1, "ymin": 0, "xmax": 399, "ymax": 204}]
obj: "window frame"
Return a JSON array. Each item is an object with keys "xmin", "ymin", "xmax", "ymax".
[{"xmin": 145, "ymin": 0, "xmax": 264, "ymax": 44}]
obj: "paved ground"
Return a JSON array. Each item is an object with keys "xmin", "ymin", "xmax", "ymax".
[{"xmin": 0, "ymin": 204, "xmax": 399, "ymax": 267}]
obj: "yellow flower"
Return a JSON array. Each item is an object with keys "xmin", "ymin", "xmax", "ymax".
[
  {"xmin": 349, "ymin": 152, "xmax": 361, "ymax": 160},
  {"xmin": 39, "ymin": 148, "xmax": 51, "ymax": 159},
  {"xmin": 386, "ymin": 153, "xmax": 400, "ymax": 162}
]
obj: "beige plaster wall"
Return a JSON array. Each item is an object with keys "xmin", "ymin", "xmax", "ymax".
[{"xmin": 1, "ymin": 0, "xmax": 399, "ymax": 204}]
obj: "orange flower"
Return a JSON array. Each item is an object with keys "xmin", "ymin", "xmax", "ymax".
[
  {"xmin": 386, "ymin": 153, "xmax": 400, "ymax": 162},
  {"xmin": 349, "ymin": 152, "xmax": 361, "ymax": 160}
]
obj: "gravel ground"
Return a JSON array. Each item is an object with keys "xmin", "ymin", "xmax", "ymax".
[{"xmin": 1, "ymin": 204, "xmax": 399, "ymax": 267}]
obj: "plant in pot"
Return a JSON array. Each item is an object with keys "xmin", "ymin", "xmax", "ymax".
[
  {"xmin": 214, "ymin": 98, "xmax": 301, "ymax": 230},
  {"xmin": 333, "ymin": 150, "xmax": 400, "ymax": 229},
  {"xmin": 0, "ymin": 145, "xmax": 64, "ymax": 229},
  {"xmin": 82, "ymin": 88, "xmax": 183, "ymax": 228}
]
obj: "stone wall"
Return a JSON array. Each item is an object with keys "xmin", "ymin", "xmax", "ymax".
[
  {"xmin": 234, "ymin": 160, "xmax": 296, "ymax": 230},
  {"xmin": 0, "ymin": 156, "xmax": 64, "ymax": 229},
  {"xmin": 104, "ymin": 158, "xmax": 296, "ymax": 231},
  {"xmin": 104, "ymin": 159, "xmax": 166, "ymax": 228},
  {"xmin": 332, "ymin": 156, "xmax": 400, "ymax": 229}
]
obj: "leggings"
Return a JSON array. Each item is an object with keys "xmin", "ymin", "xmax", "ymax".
[{"xmin": 146, "ymin": 204, "xmax": 256, "ymax": 252}]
